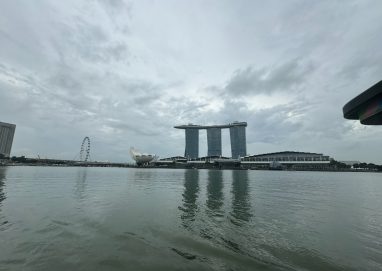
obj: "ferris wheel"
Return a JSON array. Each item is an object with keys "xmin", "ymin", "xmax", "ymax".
[{"xmin": 80, "ymin": 137, "xmax": 91, "ymax": 162}]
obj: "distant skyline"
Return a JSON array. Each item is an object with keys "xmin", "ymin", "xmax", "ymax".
[{"xmin": 1, "ymin": 0, "xmax": 382, "ymax": 163}]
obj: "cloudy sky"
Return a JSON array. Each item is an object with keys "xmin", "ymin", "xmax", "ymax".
[{"xmin": 1, "ymin": 0, "xmax": 382, "ymax": 163}]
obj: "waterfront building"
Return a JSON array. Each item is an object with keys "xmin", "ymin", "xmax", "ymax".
[
  {"xmin": 229, "ymin": 125, "xmax": 247, "ymax": 158},
  {"xmin": 156, "ymin": 151, "xmax": 332, "ymax": 170},
  {"xmin": 207, "ymin": 128, "xmax": 221, "ymax": 156},
  {"xmin": 158, "ymin": 156, "xmax": 188, "ymax": 163},
  {"xmin": 0, "ymin": 122, "xmax": 16, "ymax": 158},
  {"xmin": 184, "ymin": 127, "xmax": 199, "ymax": 159},
  {"xmin": 241, "ymin": 151, "xmax": 331, "ymax": 170},
  {"xmin": 174, "ymin": 122, "xmax": 247, "ymax": 159},
  {"xmin": 129, "ymin": 147, "xmax": 157, "ymax": 165},
  {"xmin": 242, "ymin": 151, "xmax": 330, "ymax": 162}
]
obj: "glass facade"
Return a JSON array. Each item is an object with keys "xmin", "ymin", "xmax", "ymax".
[
  {"xmin": 207, "ymin": 128, "xmax": 222, "ymax": 157},
  {"xmin": 185, "ymin": 129, "xmax": 199, "ymax": 159},
  {"xmin": 230, "ymin": 126, "xmax": 247, "ymax": 159},
  {"xmin": 0, "ymin": 122, "xmax": 16, "ymax": 157},
  {"xmin": 176, "ymin": 122, "xmax": 247, "ymax": 159}
]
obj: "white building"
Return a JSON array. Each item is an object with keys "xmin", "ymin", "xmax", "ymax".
[
  {"xmin": 241, "ymin": 151, "xmax": 331, "ymax": 169},
  {"xmin": 129, "ymin": 147, "xmax": 157, "ymax": 165}
]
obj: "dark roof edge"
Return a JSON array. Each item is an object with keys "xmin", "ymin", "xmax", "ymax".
[
  {"xmin": 174, "ymin": 122, "xmax": 247, "ymax": 129},
  {"xmin": 343, "ymin": 80, "xmax": 382, "ymax": 119},
  {"xmin": 245, "ymin": 151, "xmax": 325, "ymax": 157}
]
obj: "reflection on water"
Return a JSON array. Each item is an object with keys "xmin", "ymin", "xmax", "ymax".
[
  {"xmin": 1, "ymin": 167, "xmax": 381, "ymax": 271},
  {"xmin": 206, "ymin": 170, "xmax": 224, "ymax": 217},
  {"xmin": 0, "ymin": 167, "xmax": 7, "ymax": 228},
  {"xmin": 133, "ymin": 170, "xmax": 156, "ymax": 190},
  {"xmin": 133, "ymin": 170, "xmax": 155, "ymax": 181},
  {"xmin": 179, "ymin": 170, "xmax": 199, "ymax": 228},
  {"xmin": 74, "ymin": 169, "xmax": 87, "ymax": 201},
  {"xmin": 179, "ymin": 169, "xmax": 252, "ymax": 229},
  {"xmin": 230, "ymin": 170, "xmax": 252, "ymax": 225},
  {"xmin": 0, "ymin": 167, "xmax": 6, "ymax": 205},
  {"xmin": 178, "ymin": 169, "xmax": 256, "ymax": 263}
]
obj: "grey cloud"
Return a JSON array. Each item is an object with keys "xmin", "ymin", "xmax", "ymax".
[
  {"xmin": 134, "ymin": 93, "xmax": 161, "ymax": 105},
  {"xmin": 1, "ymin": 0, "xmax": 382, "ymax": 163},
  {"xmin": 104, "ymin": 119, "xmax": 160, "ymax": 137},
  {"xmin": 206, "ymin": 99, "xmax": 305, "ymax": 144},
  {"xmin": 164, "ymin": 97, "xmax": 210, "ymax": 123},
  {"xmin": 225, "ymin": 58, "xmax": 315, "ymax": 96},
  {"xmin": 339, "ymin": 50, "xmax": 382, "ymax": 81},
  {"xmin": 48, "ymin": 68, "xmax": 83, "ymax": 91},
  {"xmin": 97, "ymin": 0, "xmax": 127, "ymax": 10},
  {"xmin": 121, "ymin": 80, "xmax": 159, "ymax": 95},
  {"xmin": 53, "ymin": 19, "xmax": 129, "ymax": 64}
]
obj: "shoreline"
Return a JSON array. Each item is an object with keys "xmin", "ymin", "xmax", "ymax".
[{"xmin": 1, "ymin": 163, "xmax": 380, "ymax": 173}]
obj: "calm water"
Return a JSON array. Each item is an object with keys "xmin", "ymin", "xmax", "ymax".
[{"xmin": 0, "ymin": 167, "xmax": 381, "ymax": 271}]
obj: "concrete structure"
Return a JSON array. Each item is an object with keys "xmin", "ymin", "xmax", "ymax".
[
  {"xmin": 343, "ymin": 80, "xmax": 382, "ymax": 125},
  {"xmin": 175, "ymin": 122, "xmax": 247, "ymax": 159},
  {"xmin": 0, "ymin": 122, "xmax": 16, "ymax": 158}
]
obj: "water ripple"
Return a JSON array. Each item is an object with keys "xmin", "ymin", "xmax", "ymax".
[{"xmin": 0, "ymin": 167, "xmax": 381, "ymax": 270}]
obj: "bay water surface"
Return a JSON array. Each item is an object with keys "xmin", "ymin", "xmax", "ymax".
[{"xmin": 0, "ymin": 166, "xmax": 381, "ymax": 270}]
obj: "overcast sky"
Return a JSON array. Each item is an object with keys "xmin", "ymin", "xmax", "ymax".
[{"xmin": 1, "ymin": 0, "xmax": 382, "ymax": 163}]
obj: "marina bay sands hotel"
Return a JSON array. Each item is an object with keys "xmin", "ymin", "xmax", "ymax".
[{"xmin": 174, "ymin": 121, "xmax": 247, "ymax": 159}]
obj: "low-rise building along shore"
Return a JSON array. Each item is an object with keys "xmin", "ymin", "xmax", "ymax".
[
  {"xmin": 241, "ymin": 151, "xmax": 331, "ymax": 170},
  {"xmin": 241, "ymin": 151, "xmax": 330, "ymax": 162},
  {"xmin": 154, "ymin": 151, "xmax": 333, "ymax": 170}
]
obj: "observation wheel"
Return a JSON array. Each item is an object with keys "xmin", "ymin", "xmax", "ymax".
[{"xmin": 80, "ymin": 137, "xmax": 91, "ymax": 162}]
